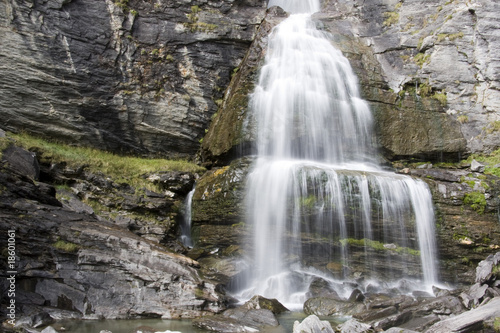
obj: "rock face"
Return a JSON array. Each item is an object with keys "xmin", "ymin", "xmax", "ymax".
[
  {"xmin": 195, "ymin": 0, "xmax": 500, "ymax": 287},
  {"xmin": 0, "ymin": 145, "xmax": 225, "ymax": 325},
  {"xmin": 0, "ymin": 0, "xmax": 267, "ymax": 157},
  {"xmin": 200, "ymin": 0, "xmax": 500, "ymax": 163}
]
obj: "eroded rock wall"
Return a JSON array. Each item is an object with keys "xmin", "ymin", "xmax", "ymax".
[{"xmin": 0, "ymin": 0, "xmax": 266, "ymax": 157}]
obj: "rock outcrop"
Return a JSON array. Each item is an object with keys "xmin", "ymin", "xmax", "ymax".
[
  {"xmin": 192, "ymin": 295, "xmax": 284, "ymax": 333},
  {"xmin": 0, "ymin": 0, "xmax": 267, "ymax": 158},
  {"xmin": 298, "ymin": 252, "xmax": 500, "ymax": 332},
  {"xmin": 200, "ymin": 0, "xmax": 500, "ymax": 164},
  {"xmin": 0, "ymin": 144, "xmax": 225, "ymax": 330}
]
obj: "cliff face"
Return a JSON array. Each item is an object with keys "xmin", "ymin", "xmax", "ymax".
[
  {"xmin": 195, "ymin": 0, "xmax": 500, "ymax": 288},
  {"xmin": 201, "ymin": 0, "xmax": 500, "ymax": 163},
  {"xmin": 0, "ymin": 0, "xmax": 266, "ymax": 157}
]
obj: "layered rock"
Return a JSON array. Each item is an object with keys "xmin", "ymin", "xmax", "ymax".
[
  {"xmin": 300, "ymin": 252, "xmax": 500, "ymax": 332},
  {"xmin": 200, "ymin": 0, "xmax": 500, "ymax": 164},
  {"xmin": 0, "ymin": 144, "xmax": 225, "ymax": 328},
  {"xmin": 0, "ymin": 0, "xmax": 267, "ymax": 157}
]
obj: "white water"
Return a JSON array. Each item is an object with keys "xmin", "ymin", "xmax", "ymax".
[
  {"xmin": 180, "ymin": 187, "xmax": 195, "ymax": 248},
  {"xmin": 236, "ymin": 0, "xmax": 438, "ymax": 308}
]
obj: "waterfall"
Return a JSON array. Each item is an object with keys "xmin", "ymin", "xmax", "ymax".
[
  {"xmin": 180, "ymin": 187, "xmax": 195, "ymax": 248},
  {"xmin": 236, "ymin": 0, "xmax": 439, "ymax": 309}
]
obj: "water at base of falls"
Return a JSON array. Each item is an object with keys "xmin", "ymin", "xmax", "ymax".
[{"xmin": 233, "ymin": 1, "xmax": 440, "ymax": 309}]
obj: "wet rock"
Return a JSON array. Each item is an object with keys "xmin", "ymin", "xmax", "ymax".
[
  {"xmin": 307, "ymin": 277, "xmax": 342, "ymax": 299},
  {"xmin": 383, "ymin": 328, "xmax": 419, "ymax": 333},
  {"xmin": 147, "ymin": 172, "xmax": 197, "ymax": 196},
  {"xmin": 355, "ymin": 306, "xmax": 398, "ymax": 322},
  {"xmin": 193, "ymin": 307, "xmax": 279, "ymax": 332},
  {"xmin": 293, "ymin": 315, "xmax": 334, "ymax": 333},
  {"xmin": 348, "ymin": 289, "xmax": 365, "ymax": 302},
  {"xmin": 41, "ymin": 327, "xmax": 59, "ymax": 333},
  {"xmin": 303, "ymin": 297, "xmax": 363, "ymax": 317},
  {"xmin": 242, "ymin": 295, "xmax": 289, "ymax": 314}
]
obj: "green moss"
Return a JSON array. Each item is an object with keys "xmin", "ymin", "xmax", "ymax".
[
  {"xmin": 494, "ymin": 316, "xmax": 500, "ymax": 332},
  {"xmin": 486, "ymin": 121, "xmax": 500, "ymax": 134},
  {"xmin": 339, "ymin": 238, "xmax": 420, "ymax": 256},
  {"xmin": 432, "ymin": 91, "xmax": 447, "ymax": 106},
  {"xmin": 184, "ymin": 5, "xmax": 217, "ymax": 33},
  {"xmin": 383, "ymin": 11, "xmax": 400, "ymax": 26},
  {"xmin": 465, "ymin": 148, "xmax": 500, "ymax": 177},
  {"xmin": 463, "ymin": 191, "xmax": 487, "ymax": 214},
  {"xmin": 414, "ymin": 53, "xmax": 430, "ymax": 67},
  {"xmin": 53, "ymin": 240, "xmax": 80, "ymax": 253},
  {"xmin": 8, "ymin": 132, "xmax": 205, "ymax": 190},
  {"xmin": 457, "ymin": 115, "xmax": 469, "ymax": 124},
  {"xmin": 437, "ymin": 32, "xmax": 464, "ymax": 43}
]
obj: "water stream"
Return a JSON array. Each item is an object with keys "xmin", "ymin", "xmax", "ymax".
[{"xmin": 234, "ymin": 0, "xmax": 439, "ymax": 309}]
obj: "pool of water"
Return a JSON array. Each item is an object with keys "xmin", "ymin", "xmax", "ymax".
[{"xmin": 54, "ymin": 312, "xmax": 346, "ymax": 333}]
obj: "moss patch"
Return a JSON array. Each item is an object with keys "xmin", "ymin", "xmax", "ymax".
[
  {"xmin": 463, "ymin": 191, "xmax": 487, "ymax": 214},
  {"xmin": 53, "ymin": 240, "xmax": 80, "ymax": 253},
  {"xmin": 340, "ymin": 238, "xmax": 420, "ymax": 256},
  {"xmin": 8, "ymin": 132, "xmax": 204, "ymax": 189}
]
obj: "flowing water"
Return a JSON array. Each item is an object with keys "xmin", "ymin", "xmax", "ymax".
[
  {"xmin": 180, "ymin": 187, "xmax": 195, "ymax": 248},
  {"xmin": 234, "ymin": 0, "xmax": 439, "ymax": 309}
]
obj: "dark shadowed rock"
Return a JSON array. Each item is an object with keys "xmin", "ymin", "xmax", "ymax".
[
  {"xmin": 2, "ymin": 146, "xmax": 40, "ymax": 180},
  {"xmin": 0, "ymin": 0, "xmax": 267, "ymax": 158},
  {"xmin": 0, "ymin": 163, "xmax": 224, "ymax": 321}
]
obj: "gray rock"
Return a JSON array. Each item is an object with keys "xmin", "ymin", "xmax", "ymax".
[
  {"xmin": 0, "ymin": 0, "xmax": 267, "ymax": 158},
  {"xmin": 384, "ymin": 328, "xmax": 419, "ymax": 333},
  {"xmin": 242, "ymin": 295, "xmax": 289, "ymax": 314},
  {"xmin": 293, "ymin": 315, "xmax": 334, "ymax": 333},
  {"xmin": 470, "ymin": 159, "xmax": 486, "ymax": 173},
  {"xmin": 193, "ymin": 307, "xmax": 279, "ymax": 332},
  {"xmin": 0, "ymin": 164, "xmax": 224, "ymax": 320},
  {"xmin": 2, "ymin": 146, "xmax": 40, "ymax": 180},
  {"xmin": 426, "ymin": 297, "xmax": 500, "ymax": 333},
  {"xmin": 41, "ymin": 327, "xmax": 59, "ymax": 333},
  {"xmin": 476, "ymin": 252, "xmax": 500, "ymax": 284},
  {"xmin": 336, "ymin": 319, "xmax": 371, "ymax": 333}
]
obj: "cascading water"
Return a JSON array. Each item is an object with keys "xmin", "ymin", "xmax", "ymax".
[
  {"xmin": 180, "ymin": 187, "xmax": 195, "ymax": 248},
  {"xmin": 235, "ymin": 0, "xmax": 439, "ymax": 308}
]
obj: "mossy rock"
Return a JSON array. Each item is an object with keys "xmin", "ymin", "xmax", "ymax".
[{"xmin": 191, "ymin": 157, "xmax": 252, "ymax": 225}]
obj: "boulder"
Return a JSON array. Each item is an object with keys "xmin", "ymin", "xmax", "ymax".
[
  {"xmin": 336, "ymin": 319, "xmax": 371, "ymax": 333},
  {"xmin": 470, "ymin": 160, "xmax": 486, "ymax": 173},
  {"xmin": 293, "ymin": 315, "xmax": 334, "ymax": 333},
  {"xmin": 242, "ymin": 295, "xmax": 289, "ymax": 314},
  {"xmin": 193, "ymin": 307, "xmax": 279, "ymax": 332},
  {"xmin": 476, "ymin": 252, "xmax": 500, "ymax": 285},
  {"xmin": 1, "ymin": 146, "xmax": 40, "ymax": 180}
]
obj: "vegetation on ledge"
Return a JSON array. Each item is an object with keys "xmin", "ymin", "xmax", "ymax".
[
  {"xmin": 340, "ymin": 238, "xmax": 421, "ymax": 256},
  {"xmin": 4, "ymin": 132, "xmax": 205, "ymax": 188}
]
